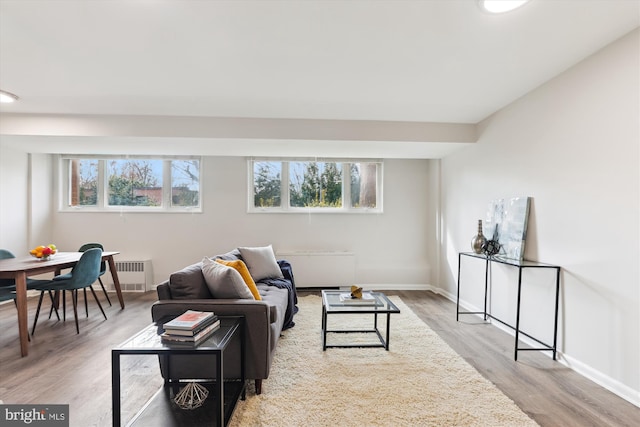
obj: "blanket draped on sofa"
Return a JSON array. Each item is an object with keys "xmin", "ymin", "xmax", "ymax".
[{"xmin": 272, "ymin": 260, "xmax": 299, "ymax": 329}]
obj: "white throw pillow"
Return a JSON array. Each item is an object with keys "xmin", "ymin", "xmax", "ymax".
[
  {"xmin": 201, "ymin": 257, "xmax": 254, "ymax": 299},
  {"xmin": 238, "ymin": 245, "xmax": 284, "ymax": 281}
]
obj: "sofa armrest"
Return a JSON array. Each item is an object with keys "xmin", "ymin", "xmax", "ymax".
[{"xmin": 156, "ymin": 280, "xmax": 171, "ymax": 300}]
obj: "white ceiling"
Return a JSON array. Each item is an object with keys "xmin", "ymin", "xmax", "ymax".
[{"xmin": 0, "ymin": 0, "xmax": 638, "ymax": 157}]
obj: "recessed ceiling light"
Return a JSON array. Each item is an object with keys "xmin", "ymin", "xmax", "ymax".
[
  {"xmin": 478, "ymin": 0, "xmax": 531, "ymax": 14},
  {"xmin": 0, "ymin": 90, "xmax": 19, "ymax": 103}
]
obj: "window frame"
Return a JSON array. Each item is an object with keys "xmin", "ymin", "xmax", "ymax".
[
  {"xmin": 59, "ymin": 155, "xmax": 203, "ymax": 213},
  {"xmin": 248, "ymin": 158, "xmax": 383, "ymax": 214}
]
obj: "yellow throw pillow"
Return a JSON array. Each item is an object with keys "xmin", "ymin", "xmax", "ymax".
[{"xmin": 215, "ymin": 259, "xmax": 262, "ymax": 300}]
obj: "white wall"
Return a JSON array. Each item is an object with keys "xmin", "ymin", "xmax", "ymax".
[
  {"xmin": 0, "ymin": 150, "xmax": 54, "ymax": 253},
  {"xmin": 0, "ymin": 145, "xmax": 29, "ymax": 255},
  {"xmin": 437, "ymin": 29, "xmax": 639, "ymax": 404},
  {"xmin": 38, "ymin": 157, "xmax": 432, "ymax": 289}
]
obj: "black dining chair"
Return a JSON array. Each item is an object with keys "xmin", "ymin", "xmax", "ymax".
[{"xmin": 32, "ymin": 247, "xmax": 106, "ymax": 335}]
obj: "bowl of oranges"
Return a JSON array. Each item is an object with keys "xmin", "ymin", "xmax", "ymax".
[{"xmin": 30, "ymin": 244, "xmax": 57, "ymax": 261}]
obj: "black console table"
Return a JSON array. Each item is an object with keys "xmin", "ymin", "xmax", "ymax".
[{"xmin": 456, "ymin": 252, "xmax": 561, "ymax": 361}]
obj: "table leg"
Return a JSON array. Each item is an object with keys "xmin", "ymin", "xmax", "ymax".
[
  {"xmin": 514, "ymin": 267, "xmax": 524, "ymax": 361},
  {"xmin": 15, "ymin": 272, "xmax": 29, "ymax": 357},
  {"xmin": 106, "ymin": 255, "xmax": 125, "ymax": 309},
  {"xmin": 215, "ymin": 351, "xmax": 224, "ymax": 427},
  {"xmin": 112, "ymin": 350, "xmax": 121, "ymax": 426},
  {"xmin": 385, "ymin": 313, "xmax": 391, "ymax": 351},
  {"xmin": 322, "ymin": 305, "xmax": 327, "ymax": 351}
]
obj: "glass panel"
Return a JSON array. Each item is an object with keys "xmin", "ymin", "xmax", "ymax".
[
  {"xmin": 107, "ymin": 159, "xmax": 163, "ymax": 206},
  {"xmin": 350, "ymin": 162, "xmax": 377, "ymax": 208},
  {"xmin": 289, "ymin": 161, "xmax": 342, "ymax": 208},
  {"xmin": 69, "ymin": 159, "xmax": 98, "ymax": 206},
  {"xmin": 170, "ymin": 160, "xmax": 200, "ymax": 207},
  {"xmin": 253, "ymin": 161, "xmax": 282, "ymax": 207}
]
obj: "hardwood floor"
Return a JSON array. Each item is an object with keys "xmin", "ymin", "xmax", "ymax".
[{"xmin": 1, "ymin": 290, "xmax": 638, "ymax": 426}]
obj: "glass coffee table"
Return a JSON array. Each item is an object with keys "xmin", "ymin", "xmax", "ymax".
[
  {"xmin": 321, "ymin": 290, "xmax": 400, "ymax": 351},
  {"xmin": 112, "ymin": 316, "xmax": 245, "ymax": 427}
]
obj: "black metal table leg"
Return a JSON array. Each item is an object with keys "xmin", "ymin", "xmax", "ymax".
[
  {"xmin": 514, "ymin": 267, "xmax": 524, "ymax": 361},
  {"xmin": 111, "ymin": 350, "xmax": 121, "ymax": 427}
]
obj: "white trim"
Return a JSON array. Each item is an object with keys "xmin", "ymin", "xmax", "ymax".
[{"xmin": 560, "ymin": 354, "xmax": 640, "ymax": 408}]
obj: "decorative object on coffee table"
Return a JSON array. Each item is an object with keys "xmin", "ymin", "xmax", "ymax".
[
  {"xmin": 174, "ymin": 382, "xmax": 209, "ymax": 410},
  {"xmin": 471, "ymin": 219, "xmax": 487, "ymax": 254},
  {"xmin": 350, "ymin": 285, "xmax": 363, "ymax": 298}
]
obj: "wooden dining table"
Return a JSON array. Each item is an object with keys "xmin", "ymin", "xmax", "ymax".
[{"xmin": 0, "ymin": 251, "xmax": 123, "ymax": 357}]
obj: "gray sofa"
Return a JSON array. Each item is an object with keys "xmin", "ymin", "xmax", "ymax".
[{"xmin": 151, "ymin": 249, "xmax": 298, "ymax": 394}]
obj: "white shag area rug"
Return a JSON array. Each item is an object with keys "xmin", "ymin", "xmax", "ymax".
[{"xmin": 229, "ymin": 295, "xmax": 538, "ymax": 427}]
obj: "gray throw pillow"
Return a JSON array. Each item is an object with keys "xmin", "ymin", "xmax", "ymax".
[
  {"xmin": 201, "ymin": 257, "xmax": 254, "ymax": 299},
  {"xmin": 238, "ymin": 245, "xmax": 284, "ymax": 281}
]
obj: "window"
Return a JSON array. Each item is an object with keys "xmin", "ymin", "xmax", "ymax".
[
  {"xmin": 253, "ymin": 161, "xmax": 282, "ymax": 208},
  {"xmin": 62, "ymin": 156, "xmax": 201, "ymax": 212},
  {"xmin": 249, "ymin": 159, "xmax": 382, "ymax": 213}
]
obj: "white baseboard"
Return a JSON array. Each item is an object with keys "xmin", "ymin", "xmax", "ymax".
[
  {"xmin": 559, "ymin": 353, "xmax": 640, "ymax": 408},
  {"xmin": 435, "ymin": 287, "xmax": 640, "ymax": 408},
  {"xmin": 348, "ymin": 283, "xmax": 431, "ymax": 291}
]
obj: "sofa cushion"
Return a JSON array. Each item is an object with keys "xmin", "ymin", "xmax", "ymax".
[
  {"xmin": 214, "ymin": 248, "xmax": 242, "ymax": 261},
  {"xmin": 169, "ymin": 262, "xmax": 212, "ymax": 299},
  {"xmin": 215, "ymin": 259, "xmax": 262, "ymax": 300},
  {"xmin": 238, "ymin": 245, "xmax": 284, "ymax": 281},
  {"xmin": 202, "ymin": 257, "xmax": 254, "ymax": 299}
]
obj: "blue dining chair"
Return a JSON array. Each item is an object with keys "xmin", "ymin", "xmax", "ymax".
[
  {"xmin": 0, "ymin": 250, "xmax": 52, "ymax": 342},
  {"xmin": 31, "ymin": 247, "xmax": 106, "ymax": 335},
  {"xmin": 0, "ymin": 288, "xmax": 32, "ymax": 339},
  {"xmin": 78, "ymin": 243, "xmax": 111, "ymax": 306},
  {"xmin": 55, "ymin": 243, "xmax": 111, "ymax": 306}
]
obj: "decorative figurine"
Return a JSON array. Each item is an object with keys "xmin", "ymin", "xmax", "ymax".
[
  {"xmin": 350, "ymin": 285, "xmax": 363, "ymax": 299},
  {"xmin": 174, "ymin": 381, "xmax": 209, "ymax": 410}
]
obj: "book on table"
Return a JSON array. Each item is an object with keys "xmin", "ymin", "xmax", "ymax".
[
  {"xmin": 339, "ymin": 292, "xmax": 378, "ymax": 304},
  {"xmin": 163, "ymin": 310, "xmax": 217, "ymax": 335},
  {"xmin": 161, "ymin": 319, "xmax": 221, "ymax": 345}
]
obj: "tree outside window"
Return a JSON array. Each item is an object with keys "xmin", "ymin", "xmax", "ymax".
[
  {"xmin": 171, "ymin": 160, "xmax": 200, "ymax": 207},
  {"xmin": 350, "ymin": 162, "xmax": 377, "ymax": 208},
  {"xmin": 70, "ymin": 159, "xmax": 98, "ymax": 206},
  {"xmin": 107, "ymin": 159, "xmax": 163, "ymax": 206},
  {"xmin": 253, "ymin": 161, "xmax": 281, "ymax": 207},
  {"xmin": 289, "ymin": 162, "xmax": 343, "ymax": 208}
]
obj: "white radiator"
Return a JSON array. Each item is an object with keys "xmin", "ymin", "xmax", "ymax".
[
  {"xmin": 107, "ymin": 260, "xmax": 153, "ymax": 292},
  {"xmin": 276, "ymin": 251, "xmax": 355, "ymax": 288}
]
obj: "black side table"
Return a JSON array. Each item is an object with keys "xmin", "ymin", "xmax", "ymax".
[{"xmin": 112, "ymin": 315, "xmax": 245, "ymax": 426}]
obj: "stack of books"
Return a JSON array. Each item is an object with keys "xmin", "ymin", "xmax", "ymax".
[
  {"xmin": 339, "ymin": 292, "xmax": 379, "ymax": 305},
  {"xmin": 161, "ymin": 310, "xmax": 220, "ymax": 346}
]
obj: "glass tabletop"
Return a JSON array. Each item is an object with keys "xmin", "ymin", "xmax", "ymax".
[
  {"xmin": 114, "ymin": 316, "xmax": 241, "ymax": 352},
  {"xmin": 322, "ymin": 290, "xmax": 400, "ymax": 313}
]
